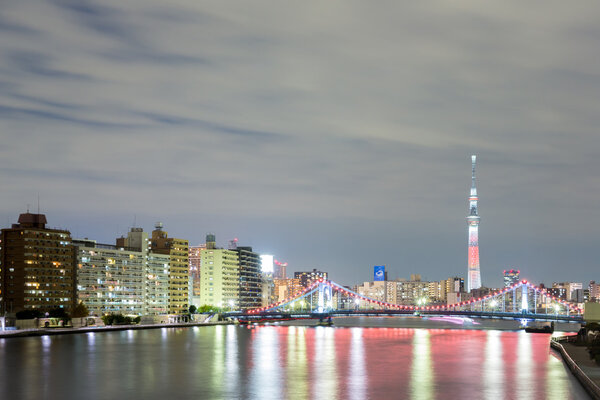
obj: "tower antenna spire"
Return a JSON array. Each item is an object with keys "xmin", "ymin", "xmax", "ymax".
[{"xmin": 471, "ymin": 155, "xmax": 477, "ymax": 189}]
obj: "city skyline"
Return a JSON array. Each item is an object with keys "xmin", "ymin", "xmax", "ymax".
[{"xmin": 1, "ymin": 2, "xmax": 600, "ymax": 288}]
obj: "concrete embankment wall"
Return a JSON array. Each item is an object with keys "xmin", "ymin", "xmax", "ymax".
[{"xmin": 551, "ymin": 338, "xmax": 600, "ymax": 400}]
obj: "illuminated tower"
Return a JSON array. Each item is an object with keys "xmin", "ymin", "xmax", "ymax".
[{"xmin": 467, "ymin": 155, "xmax": 482, "ymax": 292}]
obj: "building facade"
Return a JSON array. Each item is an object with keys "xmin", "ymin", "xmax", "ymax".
[
  {"xmin": 150, "ymin": 223, "xmax": 189, "ymax": 314},
  {"xmin": 294, "ymin": 269, "xmax": 328, "ymax": 288},
  {"xmin": 145, "ymin": 251, "xmax": 170, "ymax": 315},
  {"xmin": 1, "ymin": 213, "xmax": 76, "ymax": 314},
  {"xmin": 74, "ymin": 239, "xmax": 145, "ymax": 315},
  {"xmin": 589, "ymin": 281, "xmax": 600, "ymax": 302},
  {"xmin": 504, "ymin": 270, "xmax": 520, "ymax": 287},
  {"xmin": 439, "ymin": 277, "xmax": 465, "ymax": 302},
  {"xmin": 199, "ymin": 235, "xmax": 239, "ymax": 308},
  {"xmin": 356, "ymin": 281, "xmax": 387, "ymax": 305},
  {"xmin": 273, "ymin": 278, "xmax": 303, "ymax": 302},
  {"xmin": 188, "ymin": 244, "xmax": 205, "ymax": 308},
  {"xmin": 552, "ymin": 282, "xmax": 583, "ymax": 302},
  {"xmin": 236, "ymin": 246, "xmax": 262, "ymax": 310},
  {"xmin": 274, "ymin": 259, "xmax": 287, "ymax": 279},
  {"xmin": 76, "ymin": 228, "xmax": 170, "ymax": 316}
]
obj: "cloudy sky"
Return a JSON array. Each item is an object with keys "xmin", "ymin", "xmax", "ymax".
[{"xmin": 1, "ymin": 1, "xmax": 599, "ymax": 288}]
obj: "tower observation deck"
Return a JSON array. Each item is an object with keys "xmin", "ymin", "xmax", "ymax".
[{"xmin": 467, "ymin": 155, "xmax": 482, "ymax": 292}]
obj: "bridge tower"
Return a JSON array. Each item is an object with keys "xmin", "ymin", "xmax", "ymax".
[
  {"xmin": 521, "ymin": 284, "xmax": 528, "ymax": 312},
  {"xmin": 467, "ymin": 155, "xmax": 482, "ymax": 292},
  {"xmin": 316, "ymin": 281, "xmax": 332, "ymax": 313}
]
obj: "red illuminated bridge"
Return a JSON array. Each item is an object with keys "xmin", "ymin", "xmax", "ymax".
[{"xmin": 224, "ymin": 279, "xmax": 583, "ymax": 323}]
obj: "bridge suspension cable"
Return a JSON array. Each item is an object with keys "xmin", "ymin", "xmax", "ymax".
[{"xmin": 248, "ymin": 279, "xmax": 582, "ymax": 319}]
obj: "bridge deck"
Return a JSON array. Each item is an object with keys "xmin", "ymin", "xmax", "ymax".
[{"xmin": 226, "ymin": 310, "xmax": 583, "ymax": 323}]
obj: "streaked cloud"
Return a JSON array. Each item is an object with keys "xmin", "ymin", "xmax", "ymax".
[{"xmin": 1, "ymin": 0, "xmax": 600, "ymax": 286}]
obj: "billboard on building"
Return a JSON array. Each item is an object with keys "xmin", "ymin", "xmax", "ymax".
[
  {"xmin": 374, "ymin": 265, "xmax": 386, "ymax": 281},
  {"xmin": 260, "ymin": 255, "xmax": 274, "ymax": 274}
]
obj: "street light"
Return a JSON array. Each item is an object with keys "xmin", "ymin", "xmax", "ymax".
[{"xmin": 228, "ymin": 300, "xmax": 235, "ymax": 311}]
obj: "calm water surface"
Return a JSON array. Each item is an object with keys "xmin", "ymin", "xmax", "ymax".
[{"xmin": 0, "ymin": 323, "xmax": 589, "ymax": 400}]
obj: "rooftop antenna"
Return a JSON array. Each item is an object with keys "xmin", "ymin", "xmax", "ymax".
[
  {"xmin": 133, "ymin": 214, "xmax": 137, "ymax": 228},
  {"xmin": 37, "ymin": 193, "xmax": 40, "ymax": 215},
  {"xmin": 26, "ymin": 203, "xmax": 30, "ymax": 213}
]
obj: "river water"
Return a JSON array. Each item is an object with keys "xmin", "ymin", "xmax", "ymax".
[{"xmin": 0, "ymin": 319, "xmax": 590, "ymax": 400}]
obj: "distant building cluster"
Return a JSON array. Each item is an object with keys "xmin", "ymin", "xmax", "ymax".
[
  {"xmin": 353, "ymin": 273, "xmax": 467, "ymax": 307},
  {"xmin": 347, "ymin": 265, "xmax": 598, "ymax": 310},
  {"xmin": 1, "ymin": 212, "xmax": 598, "ymax": 319},
  {"xmin": 0, "ymin": 212, "xmax": 329, "ymax": 318}
]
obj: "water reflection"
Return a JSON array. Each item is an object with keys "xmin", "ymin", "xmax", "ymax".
[
  {"xmin": 546, "ymin": 350, "xmax": 571, "ymax": 399},
  {"xmin": 0, "ymin": 325, "xmax": 589, "ymax": 400},
  {"xmin": 286, "ymin": 326, "xmax": 309, "ymax": 400},
  {"xmin": 410, "ymin": 329, "xmax": 433, "ymax": 400},
  {"xmin": 516, "ymin": 331, "xmax": 533, "ymax": 399},
  {"xmin": 348, "ymin": 328, "xmax": 366, "ymax": 400},
  {"xmin": 212, "ymin": 325, "xmax": 225, "ymax": 398},
  {"xmin": 251, "ymin": 326, "xmax": 282, "ymax": 398},
  {"xmin": 225, "ymin": 325, "xmax": 239, "ymax": 395},
  {"xmin": 484, "ymin": 330, "xmax": 504, "ymax": 399},
  {"xmin": 313, "ymin": 327, "xmax": 338, "ymax": 400}
]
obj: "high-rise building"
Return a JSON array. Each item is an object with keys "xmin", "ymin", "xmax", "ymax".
[
  {"xmin": 188, "ymin": 244, "xmax": 206, "ymax": 308},
  {"xmin": 356, "ymin": 281, "xmax": 387, "ymax": 304},
  {"xmin": 273, "ymin": 278, "xmax": 303, "ymax": 302},
  {"xmin": 438, "ymin": 277, "xmax": 464, "ymax": 303},
  {"xmin": 445, "ymin": 277, "xmax": 465, "ymax": 294},
  {"xmin": 145, "ymin": 251, "xmax": 170, "ymax": 315},
  {"xmin": 236, "ymin": 246, "xmax": 262, "ymax": 310},
  {"xmin": 74, "ymin": 239, "xmax": 145, "ymax": 315},
  {"xmin": 467, "ymin": 155, "xmax": 482, "ymax": 292},
  {"xmin": 261, "ymin": 274, "xmax": 274, "ymax": 307},
  {"xmin": 567, "ymin": 283, "xmax": 583, "ymax": 302},
  {"xmin": 547, "ymin": 287, "xmax": 567, "ymax": 301},
  {"xmin": 0, "ymin": 213, "xmax": 76, "ymax": 314},
  {"xmin": 503, "ymin": 269, "xmax": 520, "ymax": 287},
  {"xmin": 572, "ymin": 288, "xmax": 589, "ymax": 304},
  {"xmin": 589, "ymin": 281, "xmax": 600, "ymax": 302},
  {"xmin": 150, "ymin": 223, "xmax": 189, "ymax": 314},
  {"xmin": 383, "ymin": 278, "xmax": 430, "ymax": 305},
  {"xmin": 552, "ymin": 282, "xmax": 583, "ymax": 302},
  {"xmin": 199, "ymin": 235, "xmax": 239, "ymax": 308},
  {"xmin": 117, "ymin": 227, "xmax": 170, "ymax": 315},
  {"xmin": 427, "ymin": 281, "xmax": 442, "ymax": 301},
  {"xmin": 294, "ymin": 269, "xmax": 328, "ymax": 288},
  {"xmin": 274, "ymin": 259, "xmax": 287, "ymax": 279},
  {"xmin": 77, "ymin": 228, "xmax": 170, "ymax": 316}
]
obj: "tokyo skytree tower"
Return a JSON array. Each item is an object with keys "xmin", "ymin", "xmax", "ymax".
[{"xmin": 467, "ymin": 155, "xmax": 482, "ymax": 292}]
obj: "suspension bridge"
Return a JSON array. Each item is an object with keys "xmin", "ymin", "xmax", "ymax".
[{"xmin": 226, "ymin": 279, "xmax": 583, "ymax": 323}]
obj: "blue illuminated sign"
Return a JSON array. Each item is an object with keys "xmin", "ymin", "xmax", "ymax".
[{"xmin": 374, "ymin": 265, "xmax": 385, "ymax": 281}]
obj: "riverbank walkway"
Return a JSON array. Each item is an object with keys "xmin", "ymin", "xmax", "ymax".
[
  {"xmin": 552, "ymin": 337, "xmax": 600, "ymax": 399},
  {"xmin": 0, "ymin": 320, "xmax": 230, "ymax": 339}
]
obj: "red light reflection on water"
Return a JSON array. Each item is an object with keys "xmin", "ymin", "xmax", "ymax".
[{"xmin": 246, "ymin": 326, "xmax": 581, "ymax": 399}]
